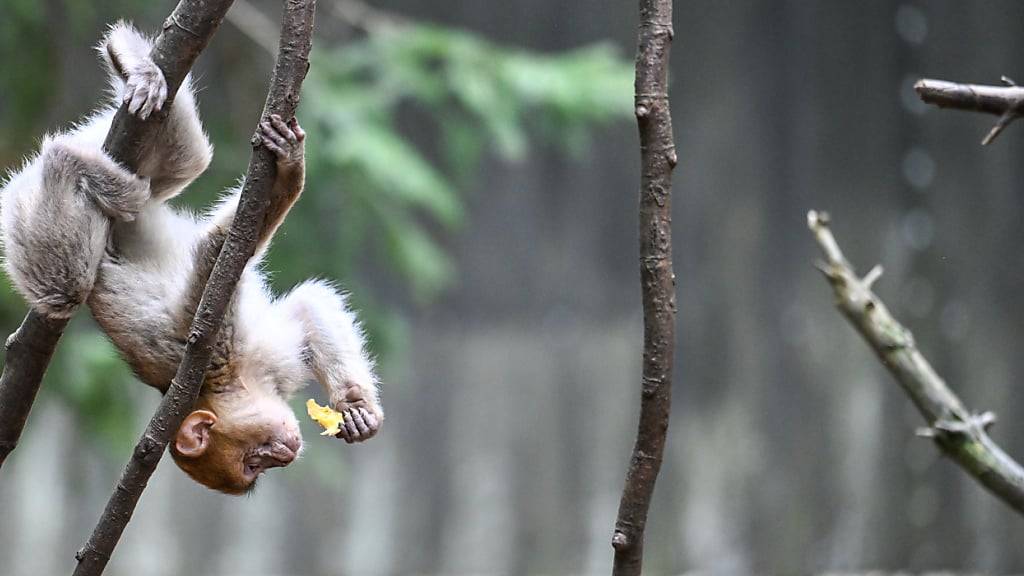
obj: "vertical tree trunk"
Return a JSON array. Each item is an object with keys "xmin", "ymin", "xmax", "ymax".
[{"xmin": 610, "ymin": 0, "xmax": 677, "ymax": 574}]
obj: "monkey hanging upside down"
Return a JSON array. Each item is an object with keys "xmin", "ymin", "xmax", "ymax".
[{"xmin": 0, "ymin": 22, "xmax": 383, "ymax": 494}]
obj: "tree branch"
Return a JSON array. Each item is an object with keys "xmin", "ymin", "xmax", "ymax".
[
  {"xmin": 807, "ymin": 210, "xmax": 1024, "ymax": 516},
  {"xmin": 611, "ymin": 1, "xmax": 677, "ymax": 575},
  {"xmin": 0, "ymin": 312, "xmax": 67, "ymax": 467},
  {"xmin": 0, "ymin": 0, "xmax": 235, "ymax": 472},
  {"xmin": 915, "ymin": 77, "xmax": 1024, "ymax": 145},
  {"xmin": 72, "ymin": 1, "xmax": 316, "ymax": 575}
]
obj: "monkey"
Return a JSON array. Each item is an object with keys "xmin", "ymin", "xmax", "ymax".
[{"xmin": 0, "ymin": 22, "xmax": 383, "ymax": 494}]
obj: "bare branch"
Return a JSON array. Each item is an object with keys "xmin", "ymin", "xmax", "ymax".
[
  {"xmin": 808, "ymin": 210, "xmax": 1024, "ymax": 515},
  {"xmin": 611, "ymin": 1, "xmax": 677, "ymax": 575},
  {"xmin": 915, "ymin": 78, "xmax": 1024, "ymax": 145},
  {"xmin": 0, "ymin": 0, "xmax": 235, "ymax": 472},
  {"xmin": 71, "ymin": 2, "xmax": 316, "ymax": 575}
]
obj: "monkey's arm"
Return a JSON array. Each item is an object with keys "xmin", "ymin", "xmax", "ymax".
[{"xmin": 279, "ymin": 280, "xmax": 382, "ymax": 443}]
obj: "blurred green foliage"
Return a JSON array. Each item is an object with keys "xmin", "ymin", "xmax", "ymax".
[
  {"xmin": 299, "ymin": 25, "xmax": 632, "ymax": 303},
  {"xmin": 0, "ymin": 3, "xmax": 632, "ymax": 455}
]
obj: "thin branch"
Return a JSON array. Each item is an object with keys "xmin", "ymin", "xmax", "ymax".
[
  {"xmin": 611, "ymin": 1, "xmax": 677, "ymax": 575},
  {"xmin": 0, "ymin": 0, "xmax": 235, "ymax": 472},
  {"xmin": 807, "ymin": 210, "xmax": 1024, "ymax": 515},
  {"xmin": 72, "ymin": 1, "xmax": 316, "ymax": 575},
  {"xmin": 915, "ymin": 78, "xmax": 1024, "ymax": 145}
]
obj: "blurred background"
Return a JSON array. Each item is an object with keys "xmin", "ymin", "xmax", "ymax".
[{"xmin": 1, "ymin": 0, "xmax": 1024, "ymax": 574}]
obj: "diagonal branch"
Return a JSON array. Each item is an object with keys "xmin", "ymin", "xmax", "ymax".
[
  {"xmin": 0, "ymin": 0, "xmax": 235, "ymax": 472},
  {"xmin": 0, "ymin": 311, "xmax": 67, "ymax": 468},
  {"xmin": 808, "ymin": 210, "xmax": 1024, "ymax": 515},
  {"xmin": 71, "ymin": 1, "xmax": 316, "ymax": 574},
  {"xmin": 915, "ymin": 77, "xmax": 1024, "ymax": 145},
  {"xmin": 611, "ymin": 0, "xmax": 677, "ymax": 575}
]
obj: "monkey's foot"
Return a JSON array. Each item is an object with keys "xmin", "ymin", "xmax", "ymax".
[
  {"xmin": 123, "ymin": 60, "xmax": 167, "ymax": 119},
  {"xmin": 332, "ymin": 385, "xmax": 383, "ymax": 444},
  {"xmin": 258, "ymin": 114, "xmax": 305, "ymax": 168}
]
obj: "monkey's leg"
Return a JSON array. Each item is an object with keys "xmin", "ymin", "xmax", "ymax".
[
  {"xmin": 102, "ymin": 22, "xmax": 212, "ymax": 201},
  {"xmin": 256, "ymin": 114, "xmax": 306, "ymax": 240},
  {"xmin": 144, "ymin": 84, "xmax": 213, "ymax": 201},
  {"xmin": 1, "ymin": 140, "xmax": 149, "ymax": 317},
  {"xmin": 181, "ymin": 116, "xmax": 306, "ymax": 324},
  {"xmin": 199, "ymin": 115, "xmax": 305, "ymax": 255},
  {"xmin": 278, "ymin": 280, "xmax": 382, "ymax": 443},
  {"xmin": 45, "ymin": 141, "xmax": 152, "ymax": 220}
]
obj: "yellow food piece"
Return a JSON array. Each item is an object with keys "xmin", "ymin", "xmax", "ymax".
[{"xmin": 306, "ymin": 398, "xmax": 344, "ymax": 436}]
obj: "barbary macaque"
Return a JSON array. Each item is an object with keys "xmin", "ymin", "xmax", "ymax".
[{"xmin": 0, "ymin": 22, "xmax": 383, "ymax": 494}]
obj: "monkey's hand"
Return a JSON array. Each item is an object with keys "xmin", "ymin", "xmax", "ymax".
[
  {"xmin": 259, "ymin": 115, "xmax": 305, "ymax": 170},
  {"xmin": 332, "ymin": 384, "xmax": 383, "ymax": 444},
  {"xmin": 122, "ymin": 56, "xmax": 167, "ymax": 120}
]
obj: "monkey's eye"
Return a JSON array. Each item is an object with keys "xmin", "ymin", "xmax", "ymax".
[{"xmin": 243, "ymin": 462, "xmax": 260, "ymax": 479}]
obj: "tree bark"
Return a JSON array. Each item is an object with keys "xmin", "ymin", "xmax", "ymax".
[
  {"xmin": 0, "ymin": 312, "xmax": 66, "ymax": 467},
  {"xmin": 71, "ymin": 1, "xmax": 316, "ymax": 575},
  {"xmin": 610, "ymin": 0, "xmax": 677, "ymax": 574},
  {"xmin": 0, "ymin": 0, "xmax": 235, "ymax": 472},
  {"xmin": 915, "ymin": 77, "xmax": 1024, "ymax": 145},
  {"xmin": 808, "ymin": 210, "xmax": 1024, "ymax": 516}
]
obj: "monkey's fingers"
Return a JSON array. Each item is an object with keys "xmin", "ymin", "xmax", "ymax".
[
  {"xmin": 343, "ymin": 410, "xmax": 362, "ymax": 440},
  {"xmin": 269, "ymin": 114, "xmax": 299, "ymax": 145},
  {"xmin": 332, "ymin": 410, "xmax": 354, "ymax": 443},
  {"xmin": 125, "ymin": 81, "xmax": 149, "ymax": 116},
  {"xmin": 139, "ymin": 91, "xmax": 159, "ymax": 120},
  {"xmin": 258, "ymin": 122, "xmax": 289, "ymax": 158},
  {"xmin": 154, "ymin": 79, "xmax": 168, "ymax": 113},
  {"xmin": 359, "ymin": 407, "xmax": 379, "ymax": 433},
  {"xmin": 125, "ymin": 83, "xmax": 160, "ymax": 120},
  {"xmin": 288, "ymin": 117, "xmax": 306, "ymax": 141},
  {"xmin": 335, "ymin": 420, "xmax": 355, "ymax": 444},
  {"xmin": 123, "ymin": 65, "xmax": 167, "ymax": 120},
  {"xmin": 351, "ymin": 408, "xmax": 371, "ymax": 436}
]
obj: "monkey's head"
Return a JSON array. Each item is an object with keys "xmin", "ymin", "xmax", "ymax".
[{"xmin": 170, "ymin": 391, "xmax": 303, "ymax": 495}]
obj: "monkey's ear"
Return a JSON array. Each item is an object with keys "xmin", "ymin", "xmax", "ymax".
[{"xmin": 175, "ymin": 410, "xmax": 218, "ymax": 458}]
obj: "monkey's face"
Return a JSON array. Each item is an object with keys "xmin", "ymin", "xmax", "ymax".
[{"xmin": 170, "ymin": 393, "xmax": 303, "ymax": 495}]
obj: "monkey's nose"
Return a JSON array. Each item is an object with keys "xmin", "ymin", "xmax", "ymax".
[
  {"xmin": 264, "ymin": 450, "xmax": 294, "ymax": 469},
  {"xmin": 283, "ymin": 434, "xmax": 302, "ymax": 455},
  {"xmin": 269, "ymin": 453, "xmax": 294, "ymax": 468},
  {"xmin": 267, "ymin": 435, "xmax": 301, "ymax": 466}
]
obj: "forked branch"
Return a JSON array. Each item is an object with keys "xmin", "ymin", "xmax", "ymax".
[
  {"xmin": 915, "ymin": 77, "xmax": 1024, "ymax": 145},
  {"xmin": 0, "ymin": 0, "xmax": 235, "ymax": 472},
  {"xmin": 808, "ymin": 210, "xmax": 1024, "ymax": 515},
  {"xmin": 72, "ymin": 1, "xmax": 317, "ymax": 575}
]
